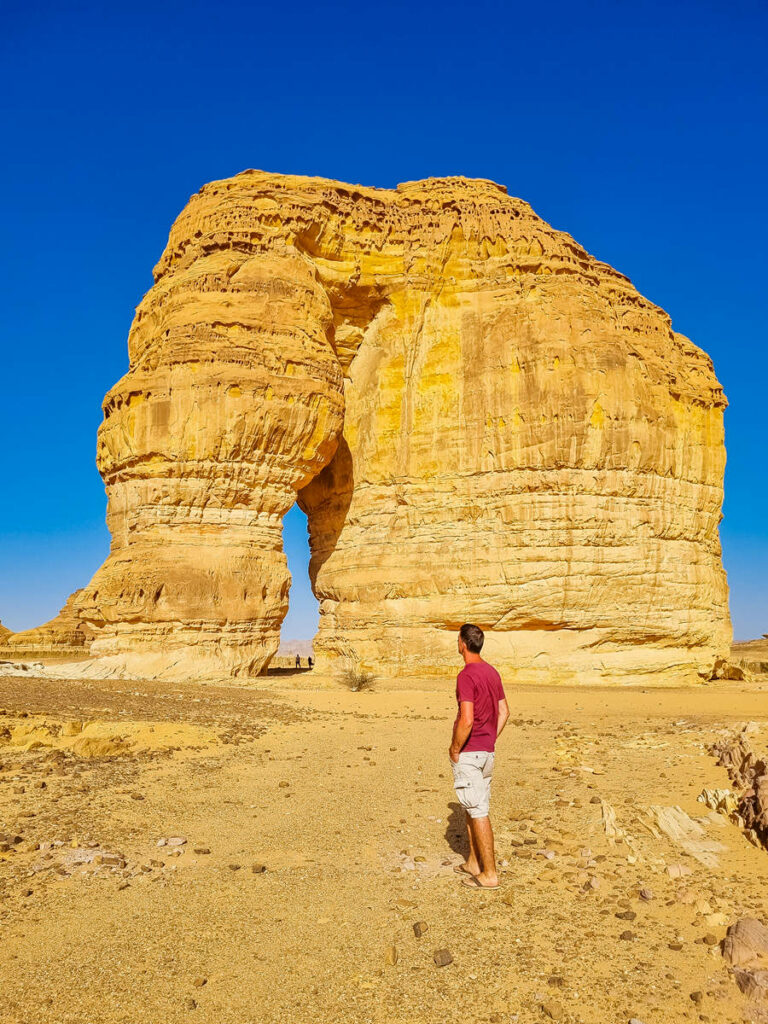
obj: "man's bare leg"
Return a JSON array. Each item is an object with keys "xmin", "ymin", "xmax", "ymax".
[
  {"xmin": 460, "ymin": 813, "xmax": 481, "ymax": 875},
  {"xmin": 467, "ymin": 815, "xmax": 498, "ymax": 886}
]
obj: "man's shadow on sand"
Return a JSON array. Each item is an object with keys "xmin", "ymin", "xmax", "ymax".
[{"xmin": 444, "ymin": 801, "xmax": 467, "ymax": 858}]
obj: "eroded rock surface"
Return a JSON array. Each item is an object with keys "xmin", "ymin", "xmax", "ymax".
[
  {"xmin": 0, "ymin": 591, "xmax": 93, "ymax": 659},
  {"xmin": 46, "ymin": 171, "xmax": 729, "ymax": 681},
  {"xmin": 712, "ymin": 727, "xmax": 768, "ymax": 848}
]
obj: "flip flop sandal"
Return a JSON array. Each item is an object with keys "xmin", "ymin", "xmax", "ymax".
[
  {"xmin": 453, "ymin": 864, "xmax": 477, "ymax": 876},
  {"xmin": 461, "ymin": 874, "xmax": 500, "ymax": 890}
]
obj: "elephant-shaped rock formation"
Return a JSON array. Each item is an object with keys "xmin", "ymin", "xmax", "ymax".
[{"xmin": 65, "ymin": 171, "xmax": 729, "ymax": 683}]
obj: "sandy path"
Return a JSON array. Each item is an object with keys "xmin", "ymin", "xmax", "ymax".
[{"xmin": 1, "ymin": 677, "xmax": 766, "ymax": 1023}]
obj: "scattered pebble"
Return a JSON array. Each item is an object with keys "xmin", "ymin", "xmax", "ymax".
[{"xmin": 433, "ymin": 949, "xmax": 453, "ymax": 967}]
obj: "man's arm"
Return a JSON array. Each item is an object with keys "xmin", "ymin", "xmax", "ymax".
[
  {"xmin": 496, "ymin": 698, "xmax": 510, "ymax": 738},
  {"xmin": 449, "ymin": 701, "xmax": 474, "ymax": 761}
]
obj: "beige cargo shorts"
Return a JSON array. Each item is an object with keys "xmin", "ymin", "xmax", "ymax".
[{"xmin": 450, "ymin": 750, "xmax": 495, "ymax": 818}]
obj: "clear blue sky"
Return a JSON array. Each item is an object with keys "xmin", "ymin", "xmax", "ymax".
[{"xmin": 1, "ymin": 0, "xmax": 766, "ymax": 642}]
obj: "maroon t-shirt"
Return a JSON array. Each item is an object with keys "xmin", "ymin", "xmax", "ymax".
[{"xmin": 455, "ymin": 661, "xmax": 506, "ymax": 752}]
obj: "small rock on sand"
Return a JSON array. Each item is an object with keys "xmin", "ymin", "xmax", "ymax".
[
  {"xmin": 413, "ymin": 921, "xmax": 429, "ymax": 938},
  {"xmin": 540, "ymin": 1001, "xmax": 564, "ymax": 1019},
  {"xmin": 433, "ymin": 949, "xmax": 453, "ymax": 967}
]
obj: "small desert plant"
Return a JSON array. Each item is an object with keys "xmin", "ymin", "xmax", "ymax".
[{"xmin": 338, "ymin": 658, "xmax": 376, "ymax": 692}]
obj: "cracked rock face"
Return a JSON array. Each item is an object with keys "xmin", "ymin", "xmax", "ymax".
[{"xmin": 66, "ymin": 171, "xmax": 728, "ymax": 682}]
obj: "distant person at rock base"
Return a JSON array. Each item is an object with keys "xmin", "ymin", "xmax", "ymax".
[
  {"xmin": 295, "ymin": 655, "xmax": 301, "ymax": 669},
  {"xmin": 308, "ymin": 656, "xmax": 313, "ymax": 669},
  {"xmin": 449, "ymin": 623, "xmax": 509, "ymax": 890}
]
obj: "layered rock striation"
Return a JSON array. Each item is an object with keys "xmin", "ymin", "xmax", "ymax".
[
  {"xmin": 64, "ymin": 171, "xmax": 728, "ymax": 682},
  {"xmin": 0, "ymin": 591, "xmax": 94, "ymax": 658}
]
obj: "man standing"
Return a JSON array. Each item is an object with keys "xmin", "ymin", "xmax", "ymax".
[{"xmin": 449, "ymin": 623, "xmax": 509, "ymax": 890}]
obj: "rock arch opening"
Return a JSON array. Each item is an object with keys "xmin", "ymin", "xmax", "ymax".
[{"xmin": 278, "ymin": 503, "xmax": 319, "ymax": 669}]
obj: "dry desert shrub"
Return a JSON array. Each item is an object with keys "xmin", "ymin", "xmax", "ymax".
[{"xmin": 338, "ymin": 659, "xmax": 376, "ymax": 692}]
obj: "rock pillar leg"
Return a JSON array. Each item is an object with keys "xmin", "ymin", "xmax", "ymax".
[{"xmin": 76, "ymin": 250, "xmax": 343, "ymax": 678}]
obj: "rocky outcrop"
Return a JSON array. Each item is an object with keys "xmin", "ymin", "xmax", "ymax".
[
  {"xmin": 732, "ymin": 637, "xmax": 768, "ymax": 679},
  {"xmin": 712, "ymin": 727, "xmax": 768, "ymax": 850},
  {"xmin": 0, "ymin": 591, "xmax": 94, "ymax": 658},
  {"xmin": 58, "ymin": 171, "xmax": 728, "ymax": 682}
]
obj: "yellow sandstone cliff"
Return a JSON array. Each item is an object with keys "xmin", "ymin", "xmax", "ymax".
[{"xmin": 64, "ymin": 171, "xmax": 729, "ymax": 683}]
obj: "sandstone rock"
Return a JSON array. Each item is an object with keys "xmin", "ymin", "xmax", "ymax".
[
  {"xmin": 24, "ymin": 171, "xmax": 728, "ymax": 683},
  {"xmin": 733, "ymin": 968, "xmax": 768, "ymax": 1000},
  {"xmin": 433, "ymin": 949, "xmax": 453, "ymax": 967},
  {"xmin": 711, "ymin": 730, "xmax": 768, "ymax": 849},
  {"xmin": 0, "ymin": 591, "xmax": 94, "ymax": 658},
  {"xmin": 540, "ymin": 1001, "xmax": 564, "ymax": 1020},
  {"xmin": 722, "ymin": 918, "xmax": 768, "ymax": 968},
  {"xmin": 731, "ymin": 637, "xmax": 768, "ymax": 680}
]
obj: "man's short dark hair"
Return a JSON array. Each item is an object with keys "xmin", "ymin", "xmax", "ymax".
[{"xmin": 459, "ymin": 623, "xmax": 484, "ymax": 653}]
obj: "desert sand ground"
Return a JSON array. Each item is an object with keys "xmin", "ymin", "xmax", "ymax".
[{"xmin": 1, "ymin": 670, "xmax": 767, "ymax": 1024}]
